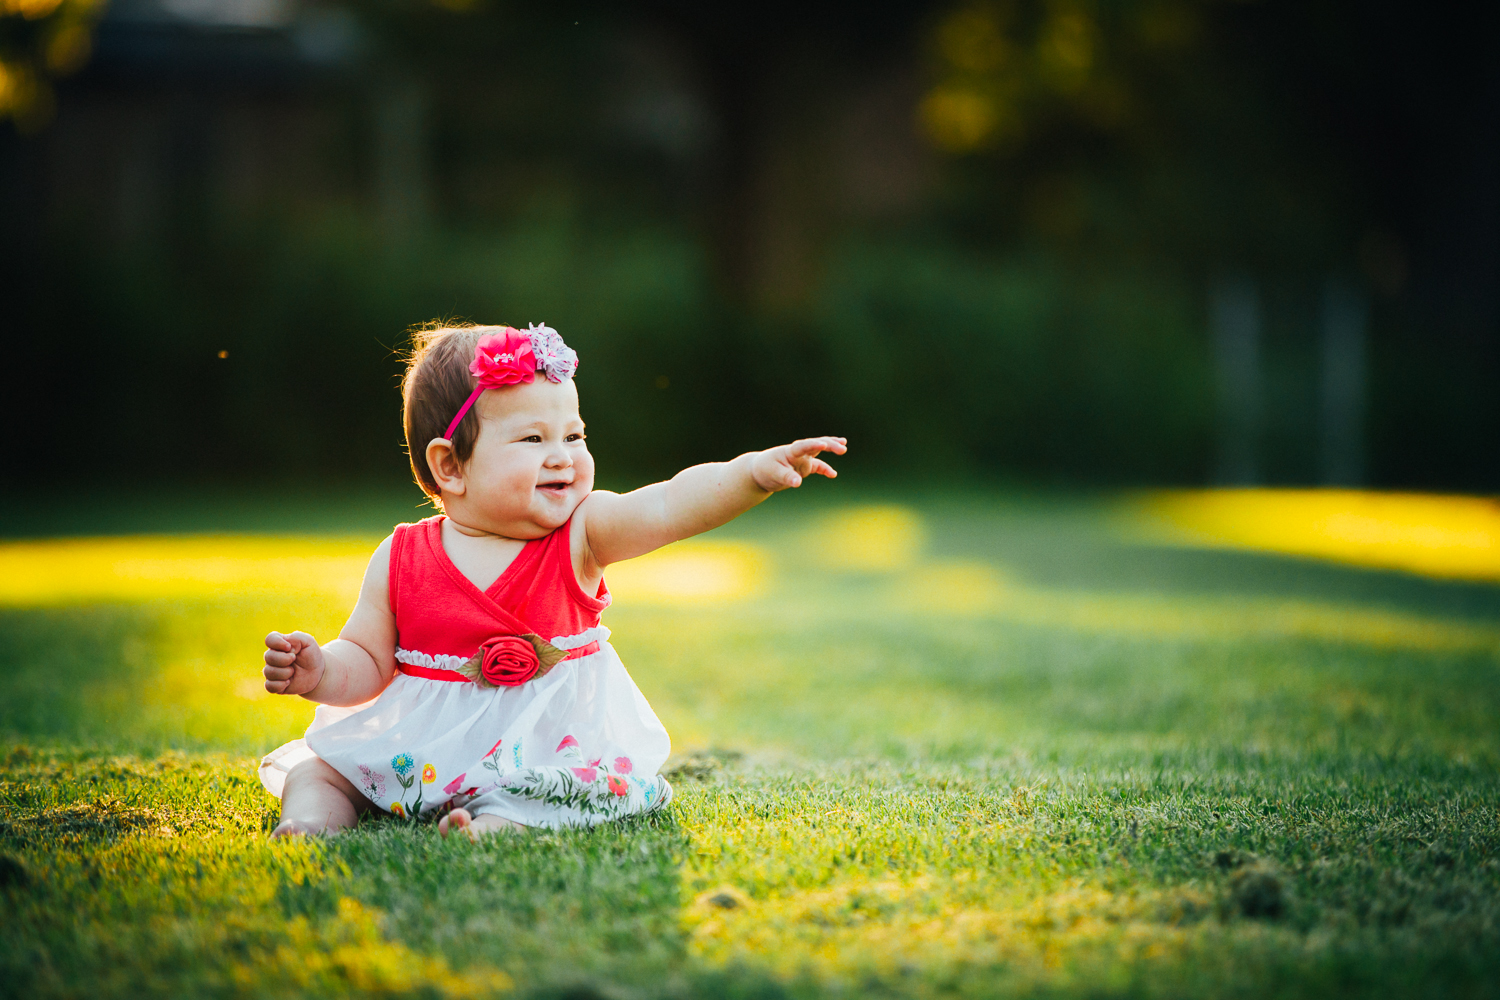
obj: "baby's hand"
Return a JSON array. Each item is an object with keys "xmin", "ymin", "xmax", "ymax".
[
  {"xmin": 750, "ymin": 436, "xmax": 847, "ymax": 492},
  {"xmin": 263, "ymin": 631, "xmax": 326, "ymax": 696}
]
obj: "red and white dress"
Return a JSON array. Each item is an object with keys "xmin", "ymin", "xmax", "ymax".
[{"xmin": 258, "ymin": 515, "xmax": 672, "ymax": 828}]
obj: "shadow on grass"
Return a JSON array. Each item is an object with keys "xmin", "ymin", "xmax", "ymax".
[
  {"xmin": 318, "ymin": 810, "xmax": 692, "ymax": 992},
  {"xmin": 0, "ymin": 606, "xmax": 161, "ymax": 747}
]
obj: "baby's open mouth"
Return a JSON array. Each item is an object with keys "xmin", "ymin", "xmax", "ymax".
[{"xmin": 537, "ymin": 482, "xmax": 571, "ymax": 493}]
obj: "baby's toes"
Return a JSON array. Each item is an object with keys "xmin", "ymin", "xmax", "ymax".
[
  {"xmin": 438, "ymin": 808, "xmax": 473, "ymax": 840},
  {"xmin": 467, "ymin": 814, "xmax": 521, "ymax": 839}
]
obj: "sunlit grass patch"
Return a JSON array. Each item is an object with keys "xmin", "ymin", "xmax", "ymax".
[
  {"xmin": 1, "ymin": 493, "xmax": 1498, "ymax": 999},
  {"xmin": 605, "ymin": 539, "xmax": 768, "ymax": 603},
  {"xmin": 804, "ymin": 504, "xmax": 928, "ymax": 572},
  {"xmin": 893, "ymin": 559, "xmax": 1500, "ymax": 654},
  {"xmin": 672, "ymin": 756, "xmax": 1500, "ymax": 996},
  {"xmin": 0, "ymin": 535, "xmax": 377, "ymax": 606},
  {"xmin": 0, "ymin": 747, "xmax": 677, "ymax": 997},
  {"xmin": 0, "ymin": 532, "xmax": 771, "ymax": 607},
  {"xmin": 686, "ymin": 875, "xmax": 1217, "ymax": 984},
  {"xmin": 1135, "ymin": 489, "xmax": 1500, "ymax": 581}
]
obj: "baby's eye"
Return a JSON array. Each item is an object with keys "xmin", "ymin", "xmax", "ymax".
[
  {"xmin": 523, "ymin": 435, "xmax": 542, "ymax": 443},
  {"xmin": 566, "ymin": 433, "xmax": 586, "ymax": 442}
]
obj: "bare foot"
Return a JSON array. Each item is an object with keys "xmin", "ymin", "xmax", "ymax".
[
  {"xmin": 438, "ymin": 808, "xmax": 521, "ymax": 841},
  {"xmin": 271, "ymin": 819, "xmax": 319, "ymax": 839}
]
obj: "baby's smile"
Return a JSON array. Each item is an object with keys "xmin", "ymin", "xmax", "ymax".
[{"xmin": 536, "ymin": 480, "xmax": 572, "ymax": 496}]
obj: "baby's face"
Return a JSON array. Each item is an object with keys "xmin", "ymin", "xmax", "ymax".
[{"xmin": 460, "ymin": 377, "xmax": 594, "ymax": 537}]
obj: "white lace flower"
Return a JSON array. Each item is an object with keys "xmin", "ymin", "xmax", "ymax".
[{"xmin": 526, "ymin": 322, "xmax": 579, "ymax": 382}]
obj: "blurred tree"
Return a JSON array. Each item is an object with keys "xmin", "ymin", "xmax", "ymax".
[
  {"xmin": 359, "ymin": 0, "xmax": 938, "ymax": 309},
  {"xmin": 0, "ymin": 0, "xmax": 104, "ymax": 130},
  {"xmin": 2, "ymin": 0, "xmax": 1496, "ymax": 489},
  {"xmin": 916, "ymin": 0, "xmax": 1348, "ymax": 273}
]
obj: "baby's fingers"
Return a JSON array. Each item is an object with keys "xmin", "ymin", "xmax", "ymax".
[
  {"xmin": 788, "ymin": 436, "xmax": 847, "ymax": 457},
  {"xmin": 263, "ymin": 663, "xmax": 294, "ymax": 694},
  {"xmin": 805, "ymin": 458, "xmax": 838, "ymax": 479},
  {"xmin": 265, "ymin": 647, "xmax": 297, "ymax": 668}
]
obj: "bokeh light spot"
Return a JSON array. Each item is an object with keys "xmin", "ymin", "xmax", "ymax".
[
  {"xmin": 1134, "ymin": 489, "xmax": 1500, "ymax": 581},
  {"xmin": 604, "ymin": 540, "xmax": 767, "ymax": 603},
  {"xmin": 807, "ymin": 505, "xmax": 928, "ymax": 572}
]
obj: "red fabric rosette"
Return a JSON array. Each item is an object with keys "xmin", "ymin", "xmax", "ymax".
[
  {"xmin": 459, "ymin": 632, "xmax": 568, "ymax": 688},
  {"xmin": 477, "ymin": 635, "xmax": 541, "ymax": 686}
]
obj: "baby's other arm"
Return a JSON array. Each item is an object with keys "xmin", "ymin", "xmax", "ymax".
[
  {"xmin": 262, "ymin": 534, "xmax": 398, "ymax": 706},
  {"xmin": 577, "ymin": 436, "xmax": 846, "ymax": 569}
]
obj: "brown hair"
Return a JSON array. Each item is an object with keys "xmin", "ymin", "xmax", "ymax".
[{"xmin": 401, "ymin": 322, "xmax": 495, "ymax": 501}]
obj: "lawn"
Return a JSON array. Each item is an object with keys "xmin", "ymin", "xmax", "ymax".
[{"xmin": 1, "ymin": 488, "xmax": 1497, "ymax": 1000}]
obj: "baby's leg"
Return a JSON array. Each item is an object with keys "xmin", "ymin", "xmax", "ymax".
[
  {"xmin": 272, "ymin": 756, "xmax": 369, "ymax": 838},
  {"xmin": 438, "ymin": 808, "xmax": 523, "ymax": 841}
]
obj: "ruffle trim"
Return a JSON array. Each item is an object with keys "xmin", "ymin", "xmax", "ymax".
[
  {"xmin": 394, "ymin": 648, "xmax": 468, "ymax": 672},
  {"xmin": 394, "ymin": 626, "xmax": 609, "ymax": 671}
]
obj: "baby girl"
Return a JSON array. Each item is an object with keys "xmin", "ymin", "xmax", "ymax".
[{"xmin": 256, "ymin": 323, "xmax": 845, "ymax": 838}]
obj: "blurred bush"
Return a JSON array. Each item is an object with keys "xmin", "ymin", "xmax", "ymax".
[
  {"xmin": 2, "ymin": 0, "xmax": 1496, "ymax": 491},
  {"xmin": 10, "ymin": 209, "xmax": 1211, "ymax": 485}
]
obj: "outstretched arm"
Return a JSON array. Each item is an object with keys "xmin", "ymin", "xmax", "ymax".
[
  {"xmin": 578, "ymin": 436, "xmax": 846, "ymax": 569},
  {"xmin": 262, "ymin": 535, "xmax": 398, "ymax": 706}
]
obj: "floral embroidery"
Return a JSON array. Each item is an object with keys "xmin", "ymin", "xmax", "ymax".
[
  {"xmin": 357, "ymin": 765, "xmax": 386, "ymax": 799},
  {"xmin": 631, "ymin": 775, "xmax": 657, "ymax": 806},
  {"xmin": 482, "ymin": 738, "xmax": 508, "ymax": 778},
  {"xmin": 512, "ymin": 737, "xmax": 524, "ymax": 770},
  {"xmin": 506, "ymin": 767, "xmax": 629, "ymax": 817},
  {"xmin": 390, "ymin": 752, "xmax": 423, "ymax": 819},
  {"xmin": 422, "ymin": 763, "xmax": 437, "ymax": 784},
  {"xmin": 390, "ymin": 802, "xmax": 405, "ymax": 818},
  {"xmin": 494, "ymin": 735, "xmax": 670, "ymax": 818},
  {"xmin": 504, "ymin": 766, "xmax": 670, "ymax": 818},
  {"xmin": 443, "ymin": 772, "xmax": 467, "ymax": 795}
]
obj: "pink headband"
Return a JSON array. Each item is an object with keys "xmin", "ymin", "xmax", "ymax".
[{"xmin": 443, "ymin": 324, "xmax": 579, "ymax": 441}]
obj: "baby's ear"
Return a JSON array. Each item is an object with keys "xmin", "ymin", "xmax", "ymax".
[{"xmin": 425, "ymin": 438, "xmax": 467, "ymax": 497}]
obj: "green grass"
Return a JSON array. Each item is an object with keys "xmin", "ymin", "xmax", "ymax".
[{"xmin": 1, "ymin": 491, "xmax": 1498, "ymax": 999}]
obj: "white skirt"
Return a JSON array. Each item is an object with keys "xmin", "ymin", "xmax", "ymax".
[{"xmin": 258, "ymin": 640, "xmax": 672, "ymax": 829}]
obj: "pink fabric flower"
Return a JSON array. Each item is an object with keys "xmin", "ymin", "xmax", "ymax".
[
  {"xmin": 443, "ymin": 772, "xmax": 467, "ymax": 795},
  {"xmin": 613, "ymin": 756, "xmax": 633, "ymax": 774},
  {"xmin": 557, "ymin": 735, "xmax": 579, "ymax": 752},
  {"xmin": 571, "ymin": 767, "xmax": 598, "ymax": 783},
  {"xmin": 477, "ymin": 635, "xmax": 541, "ymax": 687},
  {"xmin": 526, "ymin": 323, "xmax": 578, "ymax": 382},
  {"xmin": 485, "ymin": 737, "xmax": 504, "ymax": 758},
  {"xmin": 606, "ymin": 774, "xmax": 629, "ymax": 796},
  {"xmin": 469, "ymin": 328, "xmax": 536, "ymax": 388}
]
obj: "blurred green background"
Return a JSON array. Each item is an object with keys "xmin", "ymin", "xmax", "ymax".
[
  {"xmin": 3, "ymin": 0, "xmax": 1496, "ymax": 492},
  {"xmin": 4, "ymin": 9, "xmax": 1500, "ymax": 993}
]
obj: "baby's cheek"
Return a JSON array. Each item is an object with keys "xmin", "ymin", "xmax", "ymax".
[{"xmin": 574, "ymin": 450, "xmax": 597, "ymax": 489}]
